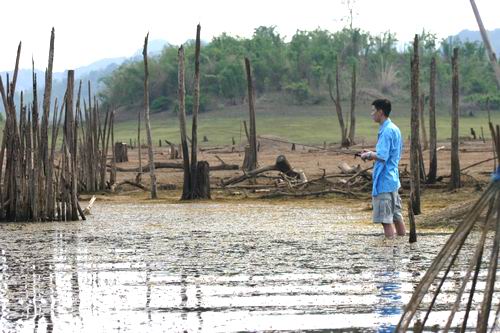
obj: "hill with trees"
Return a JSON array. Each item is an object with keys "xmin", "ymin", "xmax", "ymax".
[{"xmin": 97, "ymin": 27, "xmax": 500, "ymax": 119}]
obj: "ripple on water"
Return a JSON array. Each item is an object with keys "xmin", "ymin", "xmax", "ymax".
[{"xmin": 0, "ymin": 202, "xmax": 479, "ymax": 332}]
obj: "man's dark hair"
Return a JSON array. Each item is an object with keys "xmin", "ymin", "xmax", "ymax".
[{"xmin": 372, "ymin": 99, "xmax": 392, "ymax": 117}]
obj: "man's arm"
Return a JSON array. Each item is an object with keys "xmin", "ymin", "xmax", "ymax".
[
  {"xmin": 360, "ymin": 150, "xmax": 384, "ymax": 162},
  {"xmin": 361, "ymin": 131, "xmax": 391, "ymax": 162}
]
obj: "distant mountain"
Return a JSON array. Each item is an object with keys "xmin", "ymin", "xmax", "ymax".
[
  {"xmin": 134, "ymin": 39, "xmax": 169, "ymax": 56},
  {"xmin": 0, "ymin": 39, "xmax": 169, "ymax": 114},
  {"xmin": 455, "ymin": 28, "xmax": 500, "ymax": 55}
]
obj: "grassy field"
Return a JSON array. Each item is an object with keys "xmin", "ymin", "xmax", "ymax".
[{"xmin": 113, "ymin": 100, "xmax": 500, "ymax": 146}]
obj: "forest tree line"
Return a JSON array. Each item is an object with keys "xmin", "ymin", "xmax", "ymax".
[{"xmin": 99, "ymin": 26, "xmax": 500, "ymax": 114}]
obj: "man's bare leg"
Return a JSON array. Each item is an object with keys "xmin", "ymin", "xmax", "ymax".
[
  {"xmin": 394, "ymin": 219, "xmax": 406, "ymax": 236},
  {"xmin": 382, "ymin": 223, "xmax": 395, "ymax": 238}
]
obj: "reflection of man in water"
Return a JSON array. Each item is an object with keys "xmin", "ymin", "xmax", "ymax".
[
  {"xmin": 374, "ymin": 243, "xmax": 403, "ymax": 333},
  {"xmin": 361, "ymin": 99, "xmax": 405, "ymax": 239}
]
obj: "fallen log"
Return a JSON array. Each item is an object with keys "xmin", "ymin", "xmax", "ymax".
[
  {"xmin": 110, "ymin": 180, "xmax": 176, "ymax": 192},
  {"xmin": 108, "ymin": 162, "xmax": 238, "ymax": 172},
  {"xmin": 460, "ymin": 157, "xmax": 496, "ymax": 172},
  {"xmin": 83, "ymin": 195, "xmax": 97, "ymax": 215},
  {"xmin": 346, "ymin": 165, "xmax": 373, "ymax": 184},
  {"xmin": 260, "ymin": 188, "xmax": 358, "ymax": 199},
  {"xmin": 222, "ymin": 164, "xmax": 278, "ymax": 187},
  {"xmin": 221, "ymin": 155, "xmax": 302, "ymax": 187}
]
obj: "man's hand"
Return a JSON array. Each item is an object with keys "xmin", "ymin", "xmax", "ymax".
[{"xmin": 360, "ymin": 150, "xmax": 375, "ymax": 161}]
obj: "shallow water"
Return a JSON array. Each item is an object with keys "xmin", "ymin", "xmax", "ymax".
[{"xmin": 0, "ymin": 202, "xmax": 483, "ymax": 332}]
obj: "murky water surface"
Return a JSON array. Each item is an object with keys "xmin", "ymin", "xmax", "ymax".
[{"xmin": 0, "ymin": 203, "xmax": 479, "ymax": 332}]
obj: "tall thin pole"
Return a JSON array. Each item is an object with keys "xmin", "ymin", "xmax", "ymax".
[{"xmin": 469, "ymin": 0, "xmax": 500, "ymax": 88}]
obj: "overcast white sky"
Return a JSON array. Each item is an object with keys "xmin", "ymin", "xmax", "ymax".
[{"xmin": 1, "ymin": 0, "xmax": 499, "ymax": 72}]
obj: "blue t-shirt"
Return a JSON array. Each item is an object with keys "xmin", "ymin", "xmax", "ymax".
[{"xmin": 372, "ymin": 118, "xmax": 402, "ymax": 196}]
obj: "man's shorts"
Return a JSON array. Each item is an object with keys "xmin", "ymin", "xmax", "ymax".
[{"xmin": 372, "ymin": 191, "xmax": 403, "ymax": 224}]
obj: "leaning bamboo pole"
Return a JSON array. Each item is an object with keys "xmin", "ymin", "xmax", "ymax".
[
  {"xmin": 469, "ymin": 0, "xmax": 500, "ymax": 89},
  {"xmin": 142, "ymin": 33, "xmax": 157, "ymax": 199},
  {"xmin": 397, "ymin": 124, "xmax": 500, "ymax": 333}
]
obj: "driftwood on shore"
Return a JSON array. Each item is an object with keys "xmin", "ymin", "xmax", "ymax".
[{"xmin": 109, "ymin": 161, "xmax": 238, "ymax": 173}]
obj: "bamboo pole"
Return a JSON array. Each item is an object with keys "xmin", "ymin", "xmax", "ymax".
[
  {"xmin": 142, "ymin": 33, "xmax": 157, "ymax": 199},
  {"xmin": 469, "ymin": 0, "xmax": 500, "ymax": 89}
]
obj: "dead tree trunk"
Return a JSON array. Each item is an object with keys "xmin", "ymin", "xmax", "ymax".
[
  {"xmin": 110, "ymin": 112, "xmax": 116, "ymax": 186},
  {"xmin": 328, "ymin": 56, "xmax": 349, "ymax": 147},
  {"xmin": 143, "ymin": 33, "xmax": 157, "ymax": 199},
  {"xmin": 348, "ymin": 62, "xmax": 356, "ymax": 145},
  {"xmin": 189, "ymin": 24, "xmax": 209, "ymax": 199},
  {"xmin": 245, "ymin": 57, "xmax": 258, "ymax": 171},
  {"xmin": 115, "ymin": 142, "xmax": 128, "ymax": 162},
  {"xmin": 427, "ymin": 57, "xmax": 438, "ymax": 184},
  {"xmin": 450, "ymin": 48, "xmax": 461, "ymax": 190},
  {"xmin": 64, "ymin": 70, "xmax": 80, "ymax": 221},
  {"xmin": 195, "ymin": 161, "xmax": 211, "ymax": 199},
  {"xmin": 469, "ymin": 0, "xmax": 500, "ymax": 89},
  {"xmin": 137, "ymin": 76, "xmax": 143, "ymax": 183},
  {"xmin": 178, "ymin": 46, "xmax": 191, "ymax": 200},
  {"xmin": 420, "ymin": 92, "xmax": 428, "ymax": 151},
  {"xmin": 410, "ymin": 35, "xmax": 421, "ymax": 215},
  {"xmin": 408, "ymin": 193, "xmax": 417, "ymax": 243},
  {"xmin": 41, "ymin": 27, "xmax": 55, "ymax": 179}
]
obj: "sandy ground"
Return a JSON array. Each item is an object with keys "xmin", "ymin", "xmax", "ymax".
[{"xmin": 85, "ymin": 136, "xmax": 498, "ymax": 230}]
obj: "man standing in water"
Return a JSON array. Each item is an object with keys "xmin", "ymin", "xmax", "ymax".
[{"xmin": 361, "ymin": 99, "xmax": 405, "ymax": 238}]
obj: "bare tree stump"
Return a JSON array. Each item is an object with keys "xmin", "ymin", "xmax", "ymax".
[
  {"xmin": 470, "ymin": 128, "xmax": 477, "ymax": 140},
  {"xmin": 115, "ymin": 142, "xmax": 129, "ymax": 163},
  {"xmin": 275, "ymin": 155, "xmax": 300, "ymax": 179},
  {"xmin": 242, "ymin": 145, "xmax": 252, "ymax": 171},
  {"xmin": 169, "ymin": 143, "xmax": 177, "ymax": 159},
  {"xmin": 195, "ymin": 161, "xmax": 210, "ymax": 199}
]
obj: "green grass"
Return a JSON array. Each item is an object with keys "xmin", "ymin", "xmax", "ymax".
[{"xmin": 114, "ymin": 100, "xmax": 500, "ymax": 146}]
